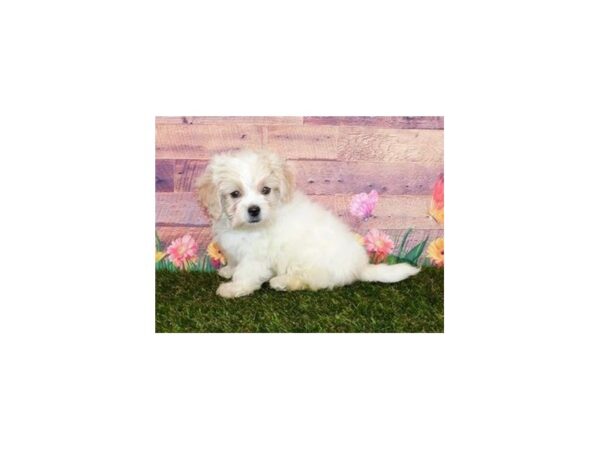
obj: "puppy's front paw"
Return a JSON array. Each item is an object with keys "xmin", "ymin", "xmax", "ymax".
[
  {"xmin": 218, "ymin": 265, "xmax": 234, "ymax": 279},
  {"xmin": 216, "ymin": 282, "xmax": 255, "ymax": 298}
]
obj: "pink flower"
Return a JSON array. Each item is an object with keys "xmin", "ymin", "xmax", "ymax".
[
  {"xmin": 363, "ymin": 229, "xmax": 394, "ymax": 263},
  {"xmin": 429, "ymin": 173, "xmax": 444, "ymax": 224},
  {"xmin": 432, "ymin": 174, "xmax": 444, "ymax": 209},
  {"xmin": 349, "ymin": 189, "xmax": 379, "ymax": 219},
  {"xmin": 166, "ymin": 234, "xmax": 199, "ymax": 269}
]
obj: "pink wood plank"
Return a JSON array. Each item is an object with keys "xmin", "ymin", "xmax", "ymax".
[
  {"xmin": 313, "ymin": 195, "xmax": 442, "ymax": 231},
  {"xmin": 172, "ymin": 159, "xmax": 442, "ymax": 195},
  {"xmin": 264, "ymin": 125, "xmax": 339, "ymax": 160},
  {"xmin": 336, "ymin": 128, "xmax": 443, "ymax": 163},
  {"xmin": 155, "ymin": 123, "xmax": 263, "ymax": 159},
  {"xmin": 288, "ymin": 160, "xmax": 442, "ymax": 195},
  {"xmin": 156, "ymin": 116, "xmax": 304, "ymax": 126},
  {"xmin": 158, "ymin": 124, "xmax": 340, "ymax": 161},
  {"xmin": 304, "ymin": 116, "xmax": 444, "ymax": 129},
  {"xmin": 156, "ymin": 192, "xmax": 442, "ymax": 231},
  {"xmin": 156, "ymin": 192, "xmax": 209, "ymax": 226}
]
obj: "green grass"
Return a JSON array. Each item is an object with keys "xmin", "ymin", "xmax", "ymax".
[{"xmin": 156, "ymin": 267, "xmax": 444, "ymax": 333}]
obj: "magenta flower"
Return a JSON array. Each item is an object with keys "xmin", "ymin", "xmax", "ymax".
[
  {"xmin": 349, "ymin": 189, "xmax": 379, "ymax": 219},
  {"xmin": 166, "ymin": 234, "xmax": 199, "ymax": 269},
  {"xmin": 363, "ymin": 229, "xmax": 394, "ymax": 263}
]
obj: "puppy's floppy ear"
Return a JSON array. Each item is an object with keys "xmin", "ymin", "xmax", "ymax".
[
  {"xmin": 195, "ymin": 168, "xmax": 222, "ymax": 220},
  {"xmin": 279, "ymin": 160, "xmax": 295, "ymax": 203},
  {"xmin": 262, "ymin": 150, "xmax": 295, "ymax": 202}
]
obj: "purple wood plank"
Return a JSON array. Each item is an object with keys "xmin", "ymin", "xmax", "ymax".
[
  {"xmin": 304, "ymin": 116, "xmax": 444, "ymax": 130},
  {"xmin": 155, "ymin": 160, "xmax": 174, "ymax": 192},
  {"xmin": 174, "ymin": 160, "xmax": 208, "ymax": 192}
]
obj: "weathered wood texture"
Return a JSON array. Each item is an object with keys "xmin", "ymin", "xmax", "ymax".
[
  {"xmin": 304, "ymin": 116, "xmax": 444, "ymax": 129},
  {"xmin": 156, "ymin": 116, "xmax": 304, "ymax": 126},
  {"xmin": 155, "ymin": 116, "xmax": 444, "ymax": 250},
  {"xmin": 156, "ymin": 125, "xmax": 443, "ymax": 162},
  {"xmin": 156, "ymin": 116, "xmax": 443, "ymax": 129},
  {"xmin": 155, "ymin": 160, "xmax": 174, "ymax": 192},
  {"xmin": 170, "ymin": 159, "xmax": 439, "ymax": 195},
  {"xmin": 155, "ymin": 124, "xmax": 263, "ymax": 159}
]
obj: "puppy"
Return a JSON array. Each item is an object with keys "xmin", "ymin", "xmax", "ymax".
[{"xmin": 196, "ymin": 149, "xmax": 420, "ymax": 298}]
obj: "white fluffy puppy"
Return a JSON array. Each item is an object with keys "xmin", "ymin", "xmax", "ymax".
[{"xmin": 196, "ymin": 149, "xmax": 420, "ymax": 298}]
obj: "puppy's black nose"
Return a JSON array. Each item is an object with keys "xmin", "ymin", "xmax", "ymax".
[{"xmin": 248, "ymin": 205, "xmax": 261, "ymax": 217}]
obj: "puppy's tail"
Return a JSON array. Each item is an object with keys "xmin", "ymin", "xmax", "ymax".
[{"xmin": 358, "ymin": 263, "xmax": 421, "ymax": 283}]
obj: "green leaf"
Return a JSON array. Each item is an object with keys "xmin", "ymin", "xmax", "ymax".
[
  {"xmin": 206, "ymin": 255, "xmax": 216, "ymax": 273},
  {"xmin": 397, "ymin": 228, "xmax": 413, "ymax": 257},
  {"xmin": 155, "ymin": 231, "xmax": 162, "ymax": 252},
  {"xmin": 156, "ymin": 257, "xmax": 174, "ymax": 271},
  {"xmin": 403, "ymin": 237, "xmax": 429, "ymax": 265},
  {"xmin": 392, "ymin": 234, "xmax": 402, "ymax": 253},
  {"xmin": 161, "ymin": 259, "xmax": 175, "ymax": 272},
  {"xmin": 396, "ymin": 257, "xmax": 415, "ymax": 265},
  {"xmin": 386, "ymin": 254, "xmax": 398, "ymax": 265},
  {"xmin": 191, "ymin": 258, "xmax": 202, "ymax": 272}
]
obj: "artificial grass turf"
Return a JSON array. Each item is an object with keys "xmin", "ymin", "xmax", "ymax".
[{"xmin": 155, "ymin": 267, "xmax": 443, "ymax": 333}]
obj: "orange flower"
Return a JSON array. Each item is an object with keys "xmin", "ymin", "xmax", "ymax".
[
  {"xmin": 427, "ymin": 238, "xmax": 444, "ymax": 267},
  {"xmin": 429, "ymin": 173, "xmax": 444, "ymax": 224},
  {"xmin": 207, "ymin": 241, "xmax": 227, "ymax": 268}
]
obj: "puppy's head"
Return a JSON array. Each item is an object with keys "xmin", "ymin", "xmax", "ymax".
[{"xmin": 195, "ymin": 149, "xmax": 295, "ymax": 228}]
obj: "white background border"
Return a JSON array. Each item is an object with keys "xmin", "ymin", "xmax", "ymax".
[{"xmin": 1, "ymin": 1, "xmax": 598, "ymax": 449}]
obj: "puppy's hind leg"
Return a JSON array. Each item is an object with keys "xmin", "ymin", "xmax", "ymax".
[
  {"xmin": 217, "ymin": 281, "xmax": 258, "ymax": 298},
  {"xmin": 269, "ymin": 274, "xmax": 306, "ymax": 291}
]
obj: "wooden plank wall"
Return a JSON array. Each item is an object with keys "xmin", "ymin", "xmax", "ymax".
[{"xmin": 156, "ymin": 116, "xmax": 444, "ymax": 252}]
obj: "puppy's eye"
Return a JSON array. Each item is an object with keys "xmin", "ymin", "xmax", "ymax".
[
  {"xmin": 261, "ymin": 186, "xmax": 271, "ymax": 195},
  {"xmin": 230, "ymin": 191, "xmax": 241, "ymax": 198}
]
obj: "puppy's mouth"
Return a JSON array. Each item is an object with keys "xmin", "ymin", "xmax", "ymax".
[{"xmin": 247, "ymin": 217, "xmax": 261, "ymax": 224}]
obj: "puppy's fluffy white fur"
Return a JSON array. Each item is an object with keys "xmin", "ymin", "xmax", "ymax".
[{"xmin": 196, "ymin": 149, "xmax": 420, "ymax": 298}]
